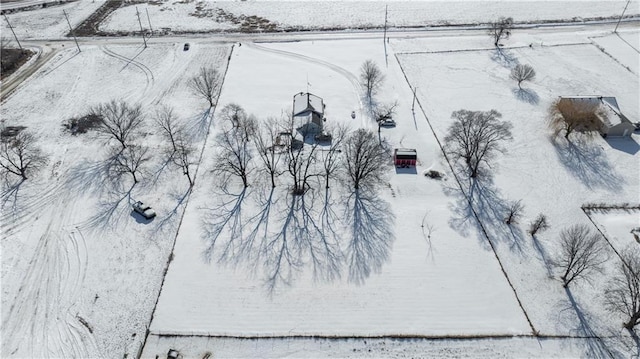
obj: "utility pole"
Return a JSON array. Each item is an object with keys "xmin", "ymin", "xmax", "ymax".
[
  {"xmin": 136, "ymin": 6, "xmax": 147, "ymax": 48},
  {"xmin": 383, "ymin": 5, "xmax": 388, "ymax": 44},
  {"xmin": 614, "ymin": 0, "xmax": 631, "ymax": 33},
  {"xmin": 63, "ymin": 10, "xmax": 81, "ymax": 52},
  {"xmin": 3, "ymin": 14, "xmax": 23, "ymax": 52},
  {"xmin": 145, "ymin": 8, "xmax": 153, "ymax": 34}
]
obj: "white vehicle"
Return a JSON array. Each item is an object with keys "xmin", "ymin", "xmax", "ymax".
[
  {"xmin": 132, "ymin": 201, "xmax": 156, "ymax": 219},
  {"xmin": 379, "ymin": 118, "xmax": 396, "ymax": 127}
]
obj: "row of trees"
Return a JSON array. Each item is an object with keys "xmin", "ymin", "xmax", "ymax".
[
  {"xmin": 0, "ymin": 66, "xmax": 221, "ymax": 185},
  {"xmin": 212, "ymin": 103, "xmax": 391, "ymax": 195}
]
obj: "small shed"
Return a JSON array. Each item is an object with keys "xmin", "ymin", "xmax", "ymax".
[
  {"xmin": 559, "ymin": 96, "xmax": 635, "ymax": 137},
  {"xmin": 394, "ymin": 148, "xmax": 417, "ymax": 167}
]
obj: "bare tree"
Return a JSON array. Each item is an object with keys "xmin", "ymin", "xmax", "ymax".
[
  {"xmin": 505, "ymin": 199, "xmax": 524, "ymax": 225},
  {"xmin": 374, "ymin": 101, "xmax": 398, "ymax": 133},
  {"xmin": 286, "ymin": 137, "xmax": 319, "ymax": 195},
  {"xmin": 218, "ymin": 103, "xmax": 247, "ymax": 128},
  {"xmin": 189, "ymin": 67, "xmax": 221, "ymax": 108},
  {"xmin": 154, "ymin": 105, "xmax": 182, "ymax": 155},
  {"xmin": 556, "ymin": 224, "xmax": 608, "ymax": 288},
  {"xmin": 320, "ymin": 124, "xmax": 348, "ymax": 189},
  {"xmin": 214, "ymin": 124, "xmax": 253, "ymax": 188},
  {"xmin": 548, "ymin": 98, "xmax": 604, "ymax": 140},
  {"xmin": 173, "ymin": 135, "xmax": 197, "ymax": 187},
  {"xmin": 91, "ymin": 100, "xmax": 145, "ymax": 150},
  {"xmin": 343, "ymin": 128, "xmax": 391, "ymax": 190},
  {"xmin": 489, "ymin": 17, "xmax": 514, "ymax": 47},
  {"xmin": 253, "ymin": 117, "xmax": 283, "ymax": 188},
  {"xmin": 360, "ymin": 60, "xmax": 384, "ymax": 106},
  {"xmin": 444, "ymin": 109, "xmax": 513, "ymax": 178},
  {"xmin": 510, "ymin": 64, "xmax": 536, "ymax": 89},
  {"xmin": 108, "ymin": 144, "xmax": 150, "ymax": 184},
  {"xmin": 605, "ymin": 247, "xmax": 640, "ymax": 330},
  {"xmin": 528, "ymin": 213, "xmax": 549, "ymax": 236},
  {"xmin": 0, "ymin": 131, "xmax": 47, "ymax": 180}
]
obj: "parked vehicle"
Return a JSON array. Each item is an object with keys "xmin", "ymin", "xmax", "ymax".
[
  {"xmin": 132, "ymin": 201, "xmax": 156, "ymax": 219},
  {"xmin": 183, "ymin": 43, "xmax": 190, "ymax": 51},
  {"xmin": 379, "ymin": 118, "xmax": 396, "ymax": 127}
]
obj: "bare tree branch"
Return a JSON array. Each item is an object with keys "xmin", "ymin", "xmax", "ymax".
[
  {"xmin": 488, "ymin": 17, "xmax": 514, "ymax": 47},
  {"xmin": 108, "ymin": 143, "xmax": 151, "ymax": 184},
  {"xmin": 91, "ymin": 100, "xmax": 145, "ymax": 150},
  {"xmin": 505, "ymin": 199, "xmax": 524, "ymax": 225},
  {"xmin": 605, "ymin": 246, "xmax": 640, "ymax": 330},
  {"xmin": 343, "ymin": 128, "xmax": 391, "ymax": 190},
  {"xmin": 0, "ymin": 131, "xmax": 47, "ymax": 180},
  {"xmin": 528, "ymin": 213, "xmax": 549, "ymax": 236},
  {"xmin": 555, "ymin": 224, "xmax": 608, "ymax": 288},
  {"xmin": 360, "ymin": 60, "xmax": 384, "ymax": 107},
  {"xmin": 510, "ymin": 64, "xmax": 536, "ymax": 89},
  {"xmin": 548, "ymin": 98, "xmax": 604, "ymax": 140},
  {"xmin": 189, "ymin": 67, "xmax": 221, "ymax": 108},
  {"xmin": 154, "ymin": 105, "xmax": 182, "ymax": 155},
  {"xmin": 444, "ymin": 109, "xmax": 513, "ymax": 178}
]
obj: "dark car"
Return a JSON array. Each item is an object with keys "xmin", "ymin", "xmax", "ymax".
[{"xmin": 183, "ymin": 43, "xmax": 190, "ymax": 51}]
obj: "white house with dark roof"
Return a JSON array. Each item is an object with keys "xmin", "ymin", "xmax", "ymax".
[
  {"xmin": 292, "ymin": 92, "xmax": 325, "ymax": 136},
  {"xmin": 559, "ymin": 96, "xmax": 635, "ymax": 137}
]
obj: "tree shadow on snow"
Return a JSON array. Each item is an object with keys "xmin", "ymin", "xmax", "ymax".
[
  {"xmin": 344, "ymin": 189, "xmax": 395, "ymax": 285},
  {"xmin": 490, "ymin": 48, "xmax": 519, "ymax": 69},
  {"xmin": 551, "ymin": 136, "xmax": 624, "ymax": 192},
  {"xmin": 78, "ymin": 184, "xmax": 135, "ymax": 234},
  {"xmin": 152, "ymin": 186, "xmax": 192, "ymax": 237},
  {"xmin": 185, "ymin": 107, "xmax": 213, "ymax": 142},
  {"xmin": 512, "ymin": 87, "xmax": 540, "ymax": 105},
  {"xmin": 444, "ymin": 175, "xmax": 527, "ymax": 255},
  {"xmin": 555, "ymin": 287, "xmax": 621, "ymax": 358}
]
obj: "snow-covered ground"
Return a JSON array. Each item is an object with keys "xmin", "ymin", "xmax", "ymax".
[
  {"xmin": 1, "ymin": 1, "xmax": 639, "ymax": 358},
  {"xmin": 100, "ymin": 0, "xmax": 640, "ymax": 33}
]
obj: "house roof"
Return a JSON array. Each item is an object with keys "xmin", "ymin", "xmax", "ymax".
[
  {"xmin": 559, "ymin": 96, "xmax": 632, "ymax": 129},
  {"xmin": 293, "ymin": 92, "xmax": 324, "ymax": 117}
]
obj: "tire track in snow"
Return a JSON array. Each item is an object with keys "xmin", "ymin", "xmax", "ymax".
[
  {"xmin": 100, "ymin": 45, "xmax": 155, "ymax": 98},
  {"xmin": 0, "ymin": 180, "xmax": 65, "ymax": 236},
  {"xmin": 1, "ymin": 203, "xmax": 99, "ymax": 358},
  {"xmin": 246, "ymin": 43, "xmax": 370, "ymax": 129}
]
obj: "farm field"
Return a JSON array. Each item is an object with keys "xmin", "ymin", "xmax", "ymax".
[{"xmin": 1, "ymin": 1, "xmax": 639, "ymax": 358}]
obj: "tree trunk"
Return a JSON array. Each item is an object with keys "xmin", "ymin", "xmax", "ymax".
[{"xmin": 624, "ymin": 312, "xmax": 639, "ymax": 331}]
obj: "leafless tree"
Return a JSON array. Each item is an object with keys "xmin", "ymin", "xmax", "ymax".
[
  {"xmin": 605, "ymin": 246, "xmax": 640, "ymax": 330},
  {"xmin": 91, "ymin": 100, "xmax": 145, "ymax": 150},
  {"xmin": 173, "ymin": 135, "xmax": 197, "ymax": 187},
  {"xmin": 218, "ymin": 103, "xmax": 247, "ymax": 128},
  {"xmin": 444, "ymin": 109, "xmax": 513, "ymax": 178},
  {"xmin": 253, "ymin": 117, "xmax": 284, "ymax": 188},
  {"xmin": 154, "ymin": 105, "xmax": 182, "ymax": 155},
  {"xmin": 320, "ymin": 124, "xmax": 348, "ymax": 189},
  {"xmin": 108, "ymin": 144, "xmax": 150, "ymax": 184},
  {"xmin": 360, "ymin": 60, "xmax": 384, "ymax": 106},
  {"xmin": 343, "ymin": 128, "xmax": 391, "ymax": 190},
  {"xmin": 510, "ymin": 64, "xmax": 536, "ymax": 89},
  {"xmin": 505, "ymin": 199, "xmax": 524, "ymax": 225},
  {"xmin": 189, "ymin": 67, "xmax": 221, "ymax": 108},
  {"xmin": 0, "ymin": 131, "xmax": 47, "ymax": 180},
  {"xmin": 286, "ymin": 137, "xmax": 319, "ymax": 195},
  {"xmin": 548, "ymin": 98, "xmax": 604, "ymax": 140},
  {"xmin": 374, "ymin": 101, "xmax": 398, "ymax": 133},
  {"xmin": 528, "ymin": 213, "xmax": 549, "ymax": 236},
  {"xmin": 213, "ymin": 124, "xmax": 253, "ymax": 188},
  {"xmin": 556, "ymin": 224, "xmax": 608, "ymax": 288},
  {"xmin": 489, "ymin": 17, "xmax": 514, "ymax": 47}
]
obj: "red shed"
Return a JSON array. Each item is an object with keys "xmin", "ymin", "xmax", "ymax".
[{"xmin": 394, "ymin": 148, "xmax": 417, "ymax": 167}]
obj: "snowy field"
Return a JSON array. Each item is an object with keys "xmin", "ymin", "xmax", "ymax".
[
  {"xmin": 1, "ymin": 42, "xmax": 232, "ymax": 358},
  {"xmin": 1, "ymin": 1, "xmax": 639, "ymax": 358}
]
